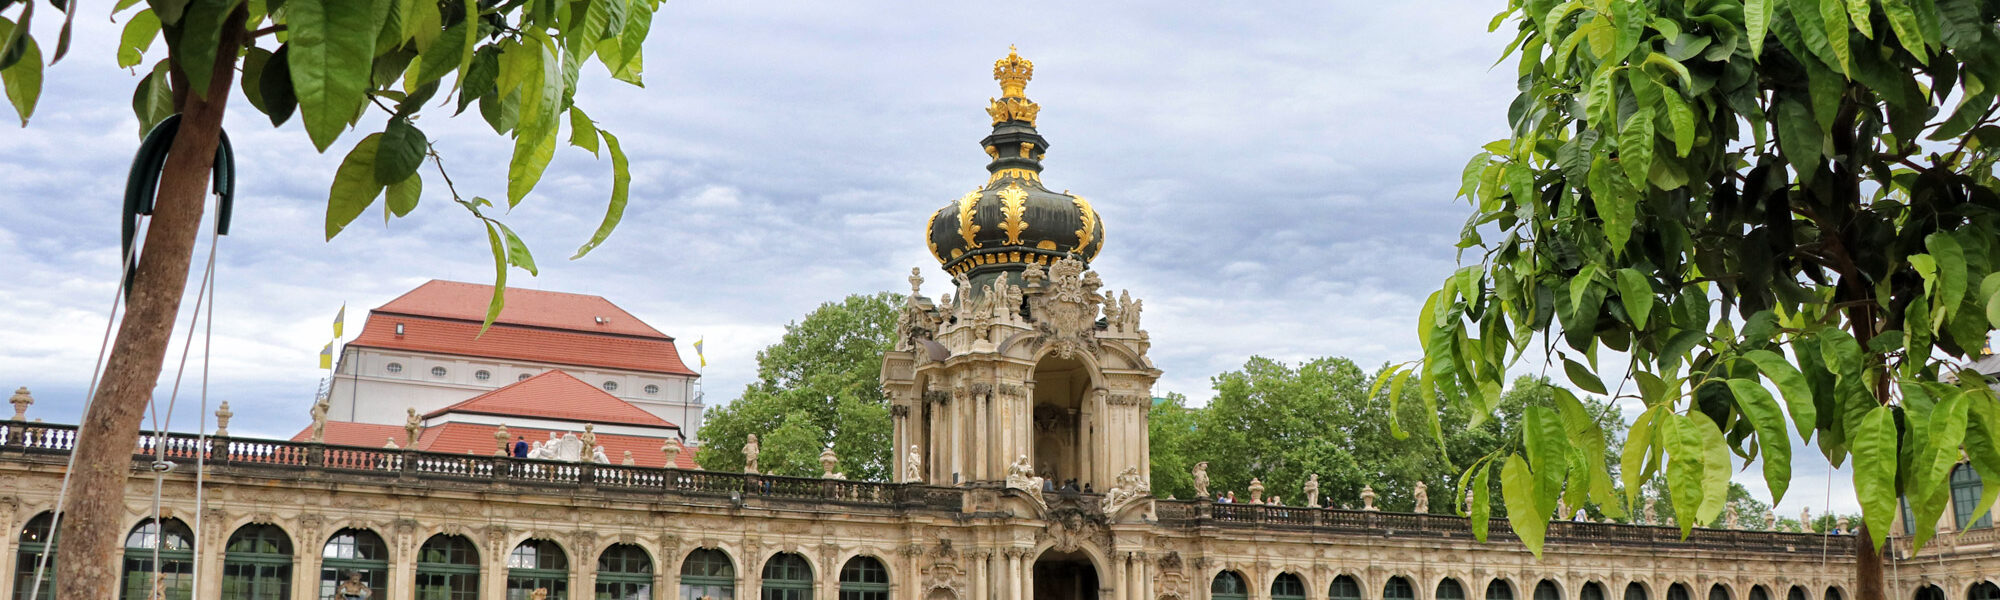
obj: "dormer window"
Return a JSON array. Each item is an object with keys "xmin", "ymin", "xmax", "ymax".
[{"xmin": 394, "ymin": 323, "xmax": 405, "ymax": 335}]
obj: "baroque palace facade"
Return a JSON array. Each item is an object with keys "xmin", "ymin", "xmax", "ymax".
[{"xmin": 0, "ymin": 49, "xmax": 1989, "ymax": 600}]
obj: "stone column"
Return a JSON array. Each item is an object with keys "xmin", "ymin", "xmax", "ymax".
[
  {"xmin": 293, "ymin": 541, "xmax": 321, "ymax": 600},
  {"xmin": 972, "ymin": 551, "xmax": 988, "ymax": 600},
  {"xmin": 1112, "ymin": 553, "xmax": 1129, "ymax": 600},
  {"xmin": 976, "ymin": 392, "xmax": 990, "ymax": 480},
  {"xmin": 486, "ymin": 536, "xmax": 510, "ymax": 600},
  {"xmin": 0, "ymin": 507, "xmax": 17, "ymax": 600},
  {"xmin": 1007, "ymin": 550, "xmax": 1024, "ymax": 600},
  {"xmin": 930, "ymin": 397, "xmax": 946, "ymax": 484},
  {"xmin": 391, "ymin": 529, "xmax": 417, "ymax": 600}
]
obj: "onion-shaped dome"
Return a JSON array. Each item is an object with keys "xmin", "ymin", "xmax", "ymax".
[{"xmin": 927, "ymin": 47, "xmax": 1105, "ymax": 278}]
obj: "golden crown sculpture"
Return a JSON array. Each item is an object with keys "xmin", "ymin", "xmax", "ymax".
[{"xmin": 994, "ymin": 45, "xmax": 1034, "ymax": 98}]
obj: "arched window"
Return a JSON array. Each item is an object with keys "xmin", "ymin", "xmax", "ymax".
[
  {"xmin": 1212, "ymin": 571, "xmax": 1249, "ymax": 600},
  {"xmin": 1669, "ymin": 584, "xmax": 1693, "ymax": 600},
  {"xmin": 1438, "ymin": 579, "xmax": 1467, "ymax": 600},
  {"xmin": 322, "ymin": 529, "xmax": 389, "ymax": 600},
  {"xmin": 1329, "ymin": 575, "xmax": 1361, "ymax": 600},
  {"xmin": 14, "ymin": 512, "xmax": 57, "ymax": 600},
  {"xmin": 761, "ymin": 553, "xmax": 814, "ymax": 600},
  {"xmin": 1625, "ymin": 584, "xmax": 1648, "ymax": 600},
  {"xmin": 507, "ymin": 539, "xmax": 569, "ymax": 600},
  {"xmin": 1787, "ymin": 586, "xmax": 1807, "ymax": 600},
  {"xmin": 1273, "ymin": 573, "xmax": 1307, "ymax": 600},
  {"xmin": 1536, "ymin": 581, "xmax": 1562, "ymax": 600},
  {"xmin": 681, "ymin": 549, "xmax": 736, "ymax": 600},
  {"xmin": 222, "ymin": 524, "xmax": 292, "ymax": 600},
  {"xmin": 1749, "ymin": 586, "xmax": 1770, "ymax": 600},
  {"xmin": 1919, "ymin": 586, "xmax": 1948, "ymax": 600},
  {"xmin": 1951, "ymin": 466, "xmax": 1993, "ymax": 529},
  {"xmin": 596, "ymin": 544, "xmax": 653, "ymax": 600},
  {"xmin": 1582, "ymin": 582, "xmax": 1606, "ymax": 600},
  {"xmin": 1711, "ymin": 585, "xmax": 1733, "ymax": 600},
  {"xmin": 120, "ymin": 518, "xmax": 195, "ymax": 600},
  {"xmin": 838, "ymin": 556, "xmax": 890, "ymax": 600},
  {"xmin": 416, "ymin": 534, "xmax": 479, "ymax": 600},
  {"xmin": 1824, "ymin": 589, "xmax": 1842, "ymax": 600},
  {"xmin": 1969, "ymin": 582, "xmax": 2000, "ymax": 600},
  {"xmin": 1386, "ymin": 577, "xmax": 1416, "ymax": 600},
  {"xmin": 1489, "ymin": 580, "xmax": 1516, "ymax": 600}
]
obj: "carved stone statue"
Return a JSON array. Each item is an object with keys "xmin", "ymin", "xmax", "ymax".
[
  {"xmin": 527, "ymin": 441, "xmax": 542, "ymax": 457},
  {"xmin": 1121, "ymin": 291, "xmax": 1142, "ymax": 332},
  {"xmin": 1101, "ymin": 293, "xmax": 1122, "ymax": 331},
  {"xmin": 8, "ymin": 387, "xmax": 31, "ymax": 421},
  {"xmin": 405, "ymin": 408, "xmax": 422, "ymax": 446},
  {"xmin": 905, "ymin": 445, "xmax": 923, "ymax": 482},
  {"xmin": 1556, "ymin": 498, "xmax": 1569, "ymax": 520},
  {"xmin": 580, "ymin": 424, "xmax": 599, "ymax": 458},
  {"xmin": 1006, "ymin": 455, "xmax": 1045, "ymax": 507},
  {"xmin": 592, "ymin": 446, "xmax": 610, "ymax": 464},
  {"xmin": 308, "ymin": 397, "xmax": 331, "ymax": 443},
  {"xmin": 1304, "ymin": 474, "xmax": 1320, "ymax": 508},
  {"xmin": 1192, "ymin": 462, "xmax": 1210, "ymax": 499},
  {"xmin": 621, "ymin": 450, "xmax": 635, "ymax": 466},
  {"xmin": 1801, "ymin": 507, "xmax": 1812, "ymax": 532},
  {"xmin": 554, "ymin": 433, "xmax": 584, "ymax": 461},
  {"xmin": 1022, "ymin": 262, "xmax": 1046, "ymax": 288},
  {"xmin": 1414, "ymin": 480, "xmax": 1429, "ymax": 514},
  {"xmin": 1643, "ymin": 497, "xmax": 1658, "ymax": 525},
  {"xmin": 743, "ymin": 434, "xmax": 761, "ymax": 474},
  {"xmin": 1101, "ymin": 466, "xmax": 1151, "ymax": 515},
  {"xmin": 820, "ymin": 447, "xmax": 840, "ymax": 478},
  {"xmin": 1360, "ymin": 485, "xmax": 1377, "ymax": 511},
  {"xmin": 531, "ymin": 588, "xmax": 549, "ymax": 600},
  {"xmin": 909, "ymin": 267, "xmax": 925, "ymax": 297},
  {"xmin": 1763, "ymin": 508, "xmax": 1775, "ymax": 530},
  {"xmin": 1725, "ymin": 504, "xmax": 1741, "ymax": 529},
  {"xmin": 336, "ymin": 571, "xmax": 372, "ymax": 599},
  {"xmin": 661, "ymin": 441, "xmax": 682, "ymax": 467},
  {"xmin": 1249, "ymin": 478, "xmax": 1265, "ymax": 504},
  {"xmin": 213, "ymin": 401, "xmax": 233, "ymax": 437},
  {"xmin": 1837, "ymin": 516, "xmax": 1850, "ymax": 533},
  {"xmin": 1464, "ymin": 486, "xmax": 1474, "ymax": 513},
  {"xmin": 494, "ymin": 424, "xmax": 512, "ymax": 456}
]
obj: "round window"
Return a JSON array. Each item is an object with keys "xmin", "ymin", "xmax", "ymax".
[
  {"xmin": 430, "ymin": 366, "xmax": 447, "ymax": 377},
  {"xmin": 475, "ymin": 370, "xmax": 491, "ymax": 381},
  {"xmin": 603, "ymin": 381, "xmax": 619, "ymax": 392},
  {"xmin": 518, "ymin": 373, "xmax": 531, "ymax": 381},
  {"xmin": 644, "ymin": 384, "xmax": 660, "ymax": 395},
  {"xmin": 385, "ymin": 363, "xmax": 403, "ymax": 374}
]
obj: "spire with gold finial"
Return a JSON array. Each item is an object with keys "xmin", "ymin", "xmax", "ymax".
[{"xmin": 988, "ymin": 46, "xmax": 1040, "ymax": 126}]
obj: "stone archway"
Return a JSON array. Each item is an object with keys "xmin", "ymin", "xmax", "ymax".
[
  {"xmin": 1034, "ymin": 549, "xmax": 1101, "ymax": 600},
  {"xmin": 1031, "ymin": 355, "xmax": 1096, "ymax": 490}
]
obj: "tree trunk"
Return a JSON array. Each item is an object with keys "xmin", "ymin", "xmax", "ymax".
[
  {"xmin": 1856, "ymin": 524, "xmax": 1887, "ymax": 600},
  {"xmin": 56, "ymin": 12, "xmax": 244, "ymax": 600}
]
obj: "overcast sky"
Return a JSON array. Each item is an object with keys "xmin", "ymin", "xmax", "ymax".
[{"xmin": 0, "ymin": 1, "xmax": 1864, "ymax": 514}]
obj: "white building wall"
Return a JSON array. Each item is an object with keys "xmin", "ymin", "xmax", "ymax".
[{"xmin": 324, "ymin": 347, "xmax": 707, "ymax": 438}]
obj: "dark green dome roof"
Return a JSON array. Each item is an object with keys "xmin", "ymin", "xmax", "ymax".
[{"xmin": 927, "ymin": 49, "xmax": 1105, "ymax": 278}]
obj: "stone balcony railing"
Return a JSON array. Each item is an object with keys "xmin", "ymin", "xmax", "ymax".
[{"xmin": 0, "ymin": 420, "xmax": 1849, "ymax": 556}]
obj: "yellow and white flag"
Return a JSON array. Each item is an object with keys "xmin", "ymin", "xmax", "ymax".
[
  {"xmin": 332, "ymin": 303, "xmax": 346, "ymax": 338},
  {"xmin": 319, "ymin": 341, "xmax": 334, "ymax": 369},
  {"xmin": 693, "ymin": 338, "xmax": 706, "ymax": 368}
]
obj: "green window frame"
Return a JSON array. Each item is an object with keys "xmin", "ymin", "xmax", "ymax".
[
  {"xmin": 1582, "ymin": 583, "xmax": 1605, "ymax": 600},
  {"xmin": 1386, "ymin": 577, "xmax": 1416, "ymax": 600},
  {"xmin": 838, "ymin": 556, "xmax": 890, "ymax": 600},
  {"xmin": 1272, "ymin": 574, "xmax": 1307, "ymax": 600},
  {"xmin": 1536, "ymin": 581, "xmax": 1562, "ymax": 600},
  {"xmin": 121, "ymin": 518, "xmax": 195, "ymax": 600},
  {"xmin": 417, "ymin": 535, "xmax": 481, "ymax": 600},
  {"xmin": 681, "ymin": 549, "xmax": 736, "ymax": 600},
  {"xmin": 1786, "ymin": 587, "xmax": 1806, "ymax": 600},
  {"xmin": 1951, "ymin": 466, "xmax": 1993, "ymax": 529},
  {"xmin": 1710, "ymin": 585, "xmax": 1732, "ymax": 600},
  {"xmin": 507, "ymin": 539, "xmax": 569, "ymax": 600},
  {"xmin": 1488, "ymin": 580, "xmax": 1515, "ymax": 600},
  {"xmin": 13, "ymin": 512, "xmax": 56, "ymax": 600},
  {"xmin": 1748, "ymin": 586, "xmax": 1770, "ymax": 600},
  {"xmin": 1328, "ymin": 576, "xmax": 1361, "ymax": 600},
  {"xmin": 760, "ymin": 553, "xmax": 813, "ymax": 600},
  {"xmin": 222, "ymin": 524, "xmax": 292, "ymax": 600},
  {"xmin": 596, "ymin": 544, "xmax": 653, "ymax": 600},
  {"xmin": 1968, "ymin": 582, "xmax": 2000, "ymax": 600},
  {"xmin": 1438, "ymin": 579, "xmax": 1467, "ymax": 600},
  {"xmin": 323, "ymin": 528, "xmax": 391, "ymax": 600},
  {"xmin": 1211, "ymin": 571, "xmax": 1248, "ymax": 600},
  {"xmin": 1669, "ymin": 585, "xmax": 1692, "ymax": 600},
  {"xmin": 1626, "ymin": 584, "xmax": 1649, "ymax": 600}
]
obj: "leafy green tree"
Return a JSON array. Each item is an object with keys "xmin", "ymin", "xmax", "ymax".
[
  {"xmin": 1, "ymin": 0, "xmax": 656, "ymax": 594},
  {"xmin": 698, "ymin": 293, "xmax": 900, "ymax": 480},
  {"xmin": 1387, "ymin": 0, "xmax": 2000, "ymax": 595},
  {"xmin": 1148, "ymin": 392, "xmax": 1202, "ymax": 499}
]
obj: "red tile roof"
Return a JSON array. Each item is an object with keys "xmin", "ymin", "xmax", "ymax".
[
  {"xmin": 378, "ymin": 280, "xmax": 667, "ymax": 338},
  {"xmin": 417, "ymin": 422, "xmax": 698, "ymax": 469},
  {"xmin": 289, "ymin": 421, "xmax": 411, "ymax": 448},
  {"xmin": 425, "ymin": 370, "xmax": 675, "ymax": 427},
  {"xmin": 349, "ymin": 313, "xmax": 697, "ymax": 376}
]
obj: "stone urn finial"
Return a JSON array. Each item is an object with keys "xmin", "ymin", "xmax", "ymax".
[
  {"xmin": 494, "ymin": 424, "xmax": 511, "ymax": 456},
  {"xmin": 213, "ymin": 401, "xmax": 233, "ymax": 437},
  {"xmin": 1248, "ymin": 477, "xmax": 1265, "ymax": 504},
  {"xmin": 9, "ymin": 387, "xmax": 31, "ymax": 421},
  {"xmin": 1360, "ymin": 484, "xmax": 1378, "ymax": 511},
  {"xmin": 820, "ymin": 447, "xmax": 840, "ymax": 478},
  {"xmin": 661, "ymin": 441, "xmax": 682, "ymax": 468}
]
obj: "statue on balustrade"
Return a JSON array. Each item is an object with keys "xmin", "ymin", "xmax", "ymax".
[
  {"xmin": 1192, "ymin": 462, "xmax": 1210, "ymax": 499},
  {"xmin": 1360, "ymin": 484, "xmax": 1377, "ymax": 511},
  {"xmin": 1101, "ymin": 466, "xmax": 1150, "ymax": 515},
  {"xmin": 308, "ymin": 398, "xmax": 330, "ymax": 443},
  {"xmin": 405, "ymin": 408, "xmax": 422, "ymax": 446},
  {"xmin": 1007, "ymin": 455, "xmax": 1045, "ymax": 508},
  {"xmin": 743, "ymin": 434, "xmax": 761, "ymax": 474},
  {"xmin": 1249, "ymin": 477, "xmax": 1265, "ymax": 504},
  {"xmin": 906, "ymin": 445, "xmax": 923, "ymax": 482},
  {"xmin": 1304, "ymin": 474, "xmax": 1320, "ymax": 508},
  {"xmin": 1413, "ymin": 480, "xmax": 1429, "ymax": 514}
]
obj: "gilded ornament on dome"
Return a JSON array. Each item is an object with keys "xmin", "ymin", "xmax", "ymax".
[
  {"xmin": 956, "ymin": 190, "xmax": 983, "ymax": 249},
  {"xmin": 926, "ymin": 210, "xmax": 940, "ymax": 259},
  {"xmin": 1037, "ymin": 240, "xmax": 1058, "ymax": 250},
  {"xmin": 998, "ymin": 184, "xmax": 1030, "ymax": 245},
  {"xmin": 985, "ymin": 145, "xmax": 999, "ymax": 158},
  {"xmin": 1019, "ymin": 142, "xmax": 1034, "ymax": 158},
  {"xmin": 1072, "ymin": 194, "xmax": 1098, "ymax": 251},
  {"xmin": 994, "ymin": 46, "xmax": 1034, "ymax": 97}
]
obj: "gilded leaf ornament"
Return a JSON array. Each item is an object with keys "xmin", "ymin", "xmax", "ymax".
[
  {"xmin": 957, "ymin": 190, "xmax": 983, "ymax": 249},
  {"xmin": 1073, "ymin": 194, "xmax": 1098, "ymax": 251},
  {"xmin": 998, "ymin": 184, "xmax": 1030, "ymax": 245},
  {"xmin": 926, "ymin": 210, "xmax": 940, "ymax": 260}
]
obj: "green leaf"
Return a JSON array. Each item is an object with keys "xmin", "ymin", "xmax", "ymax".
[
  {"xmin": 1501, "ymin": 454, "xmax": 1548, "ymax": 556},
  {"xmin": 603, "ymin": 5, "xmax": 651, "ymax": 84},
  {"xmin": 480, "ymin": 219, "xmax": 508, "ymax": 332},
  {"xmin": 258, "ymin": 44, "xmax": 297, "ymax": 126},
  {"xmin": 1469, "ymin": 458, "xmax": 1493, "ymax": 541},
  {"xmin": 116, "ymin": 9, "xmax": 160, "ymax": 68},
  {"xmin": 1642, "ymin": 53, "xmax": 1692, "ymax": 88},
  {"xmin": 385, "ymin": 172, "xmax": 420, "ymax": 219},
  {"xmin": 1661, "ymin": 91, "xmax": 1695, "ymax": 157},
  {"xmin": 1690, "ymin": 411, "xmax": 1732, "ymax": 527},
  {"xmin": 1727, "ymin": 378, "xmax": 1794, "ymax": 504},
  {"xmin": 375, "ymin": 118, "xmax": 428, "ymax": 186},
  {"xmin": 1619, "ymin": 106, "xmax": 1656, "ymax": 186},
  {"xmin": 506, "ymin": 122, "xmax": 559, "ymax": 207},
  {"xmin": 1589, "ymin": 156, "xmax": 1638, "ymax": 251},
  {"xmin": 240, "ymin": 46, "xmax": 272, "ymax": 113},
  {"xmin": 326, "ymin": 134, "xmax": 386, "ymax": 239},
  {"xmin": 568, "ymin": 106, "xmax": 600, "ymax": 157},
  {"xmin": 415, "ymin": 19, "xmax": 469, "ymax": 87},
  {"xmin": 130, "ymin": 60, "xmax": 174, "ymax": 137},
  {"xmin": 497, "ymin": 222, "xmax": 539, "ymax": 276},
  {"xmin": 1814, "ymin": 0, "xmax": 1852, "ymax": 73},
  {"xmin": 1458, "ymin": 152, "xmax": 1493, "ymax": 198},
  {"xmin": 572, "ymin": 129, "xmax": 632, "ymax": 260},
  {"xmin": 1555, "ymin": 387, "xmax": 1621, "ymax": 517},
  {"xmin": 1615, "ymin": 268, "xmax": 1653, "ymax": 329},
  {"xmin": 173, "ymin": 0, "xmax": 244, "ymax": 98},
  {"xmin": 288, "ymin": 0, "xmax": 386, "ymax": 151},
  {"xmin": 0, "ymin": 23, "xmax": 40, "ymax": 126},
  {"xmin": 1963, "ymin": 394, "xmax": 2000, "ymax": 529},
  {"xmin": 1740, "ymin": 349, "xmax": 1817, "ymax": 440},
  {"xmin": 1747, "ymin": 0, "xmax": 1774, "ymax": 57},
  {"xmin": 1564, "ymin": 357, "xmax": 1608, "ymax": 394},
  {"xmin": 1852, "ymin": 405, "xmax": 1898, "ymax": 550},
  {"xmin": 1386, "ymin": 368, "xmax": 1412, "ymax": 439},
  {"xmin": 1622, "ymin": 405, "xmax": 1664, "ymax": 505},
  {"xmin": 1928, "ymin": 232, "xmax": 1968, "ymax": 323},
  {"xmin": 1881, "ymin": 0, "xmax": 1929, "ymax": 59},
  {"xmin": 1818, "ymin": 327, "xmax": 1863, "ymax": 377},
  {"xmin": 1846, "ymin": 0, "xmax": 1873, "ymax": 37}
]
